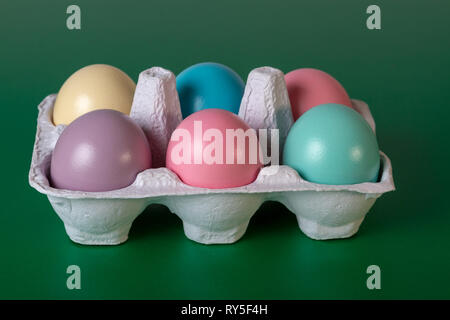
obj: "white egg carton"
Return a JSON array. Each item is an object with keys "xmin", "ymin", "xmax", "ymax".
[{"xmin": 29, "ymin": 66, "xmax": 395, "ymax": 245}]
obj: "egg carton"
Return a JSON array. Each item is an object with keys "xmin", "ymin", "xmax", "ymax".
[{"xmin": 29, "ymin": 66, "xmax": 395, "ymax": 245}]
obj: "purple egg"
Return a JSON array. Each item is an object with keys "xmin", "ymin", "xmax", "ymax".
[{"xmin": 50, "ymin": 109, "xmax": 152, "ymax": 192}]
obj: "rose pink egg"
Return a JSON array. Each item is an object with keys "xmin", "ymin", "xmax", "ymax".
[
  {"xmin": 285, "ymin": 68, "xmax": 353, "ymax": 120},
  {"xmin": 50, "ymin": 109, "xmax": 152, "ymax": 192},
  {"xmin": 166, "ymin": 109, "xmax": 262, "ymax": 189}
]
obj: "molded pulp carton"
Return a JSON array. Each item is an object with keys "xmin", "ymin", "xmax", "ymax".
[{"xmin": 29, "ymin": 67, "xmax": 395, "ymax": 245}]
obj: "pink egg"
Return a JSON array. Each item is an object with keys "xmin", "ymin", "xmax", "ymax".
[
  {"xmin": 166, "ymin": 109, "xmax": 262, "ymax": 189},
  {"xmin": 285, "ymin": 68, "xmax": 353, "ymax": 120}
]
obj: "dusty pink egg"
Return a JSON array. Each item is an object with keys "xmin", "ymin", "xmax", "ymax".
[
  {"xmin": 166, "ymin": 109, "xmax": 262, "ymax": 189},
  {"xmin": 285, "ymin": 68, "xmax": 353, "ymax": 120},
  {"xmin": 50, "ymin": 109, "xmax": 152, "ymax": 192}
]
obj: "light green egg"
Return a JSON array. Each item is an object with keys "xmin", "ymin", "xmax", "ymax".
[{"xmin": 282, "ymin": 103, "xmax": 380, "ymax": 185}]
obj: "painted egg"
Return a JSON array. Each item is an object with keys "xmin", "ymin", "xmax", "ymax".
[
  {"xmin": 53, "ymin": 64, "xmax": 136, "ymax": 125},
  {"xmin": 176, "ymin": 62, "xmax": 245, "ymax": 118},
  {"xmin": 50, "ymin": 109, "xmax": 151, "ymax": 192},
  {"xmin": 285, "ymin": 68, "xmax": 353, "ymax": 120},
  {"xmin": 166, "ymin": 108, "xmax": 262, "ymax": 189},
  {"xmin": 283, "ymin": 104, "xmax": 380, "ymax": 185}
]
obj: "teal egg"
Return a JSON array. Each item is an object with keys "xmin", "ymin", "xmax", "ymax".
[
  {"xmin": 282, "ymin": 103, "xmax": 380, "ymax": 185},
  {"xmin": 176, "ymin": 62, "xmax": 245, "ymax": 118}
]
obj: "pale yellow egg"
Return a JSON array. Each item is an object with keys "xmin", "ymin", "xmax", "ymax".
[{"xmin": 53, "ymin": 64, "xmax": 136, "ymax": 125}]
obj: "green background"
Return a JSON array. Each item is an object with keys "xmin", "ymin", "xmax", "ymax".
[{"xmin": 0, "ymin": 0, "xmax": 449, "ymax": 299}]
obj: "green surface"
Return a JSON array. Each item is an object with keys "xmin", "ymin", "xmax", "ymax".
[{"xmin": 0, "ymin": 0, "xmax": 449, "ymax": 299}]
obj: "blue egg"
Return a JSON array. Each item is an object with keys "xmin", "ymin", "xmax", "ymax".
[
  {"xmin": 282, "ymin": 103, "xmax": 380, "ymax": 185},
  {"xmin": 176, "ymin": 62, "xmax": 245, "ymax": 118}
]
